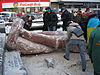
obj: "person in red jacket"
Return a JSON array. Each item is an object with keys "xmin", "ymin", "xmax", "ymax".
[
  {"xmin": 77, "ymin": 8, "xmax": 82, "ymax": 15},
  {"xmin": 85, "ymin": 8, "xmax": 92, "ymax": 16}
]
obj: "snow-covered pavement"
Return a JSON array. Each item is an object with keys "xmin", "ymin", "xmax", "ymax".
[{"xmin": 22, "ymin": 51, "xmax": 94, "ymax": 75}]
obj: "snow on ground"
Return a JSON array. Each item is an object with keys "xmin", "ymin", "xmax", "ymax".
[{"xmin": 22, "ymin": 51, "xmax": 94, "ymax": 75}]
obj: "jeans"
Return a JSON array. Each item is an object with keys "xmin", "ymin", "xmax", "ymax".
[
  {"xmin": 65, "ymin": 39, "xmax": 86, "ymax": 70},
  {"xmin": 47, "ymin": 26, "xmax": 56, "ymax": 31}
]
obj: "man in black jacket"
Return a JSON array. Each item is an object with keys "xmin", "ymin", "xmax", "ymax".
[
  {"xmin": 23, "ymin": 15, "xmax": 32, "ymax": 31},
  {"xmin": 43, "ymin": 10, "xmax": 48, "ymax": 31},
  {"xmin": 43, "ymin": 7, "xmax": 58, "ymax": 31},
  {"xmin": 61, "ymin": 8, "xmax": 71, "ymax": 31}
]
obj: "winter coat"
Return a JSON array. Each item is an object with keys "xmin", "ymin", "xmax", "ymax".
[
  {"xmin": 43, "ymin": 12, "xmax": 58, "ymax": 26},
  {"xmin": 67, "ymin": 22, "xmax": 85, "ymax": 41},
  {"xmin": 24, "ymin": 19, "xmax": 32, "ymax": 30},
  {"xmin": 61, "ymin": 10, "xmax": 71, "ymax": 22},
  {"xmin": 88, "ymin": 26, "xmax": 100, "ymax": 74},
  {"xmin": 43, "ymin": 12, "xmax": 48, "ymax": 31},
  {"xmin": 73, "ymin": 14, "xmax": 82, "ymax": 24}
]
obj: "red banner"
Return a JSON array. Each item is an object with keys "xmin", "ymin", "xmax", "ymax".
[{"xmin": 1, "ymin": 0, "xmax": 49, "ymax": 3}]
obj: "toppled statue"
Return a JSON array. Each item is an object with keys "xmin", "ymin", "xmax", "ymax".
[
  {"xmin": 6, "ymin": 18, "xmax": 79, "ymax": 54},
  {"xmin": 6, "ymin": 18, "xmax": 68, "ymax": 54}
]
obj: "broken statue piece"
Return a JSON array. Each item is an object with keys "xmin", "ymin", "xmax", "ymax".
[
  {"xmin": 20, "ymin": 30, "xmax": 68, "ymax": 49},
  {"xmin": 16, "ymin": 37, "xmax": 54, "ymax": 54},
  {"xmin": 6, "ymin": 18, "xmax": 24, "ymax": 50}
]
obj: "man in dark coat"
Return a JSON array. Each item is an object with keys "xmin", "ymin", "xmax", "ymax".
[
  {"xmin": 23, "ymin": 15, "xmax": 32, "ymax": 31},
  {"xmin": 43, "ymin": 11, "xmax": 48, "ymax": 31},
  {"xmin": 43, "ymin": 7, "xmax": 58, "ymax": 31},
  {"xmin": 88, "ymin": 25, "xmax": 100, "ymax": 75},
  {"xmin": 61, "ymin": 8, "xmax": 71, "ymax": 31}
]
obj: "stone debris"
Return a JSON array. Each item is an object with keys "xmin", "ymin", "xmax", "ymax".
[
  {"xmin": 3, "ymin": 51, "xmax": 27, "ymax": 75},
  {"xmin": 44, "ymin": 58, "xmax": 55, "ymax": 68}
]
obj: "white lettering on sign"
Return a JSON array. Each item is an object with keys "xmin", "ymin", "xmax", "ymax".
[
  {"xmin": 19, "ymin": 3, "xmax": 34, "ymax": 6},
  {"xmin": 19, "ymin": 3, "xmax": 41, "ymax": 6}
]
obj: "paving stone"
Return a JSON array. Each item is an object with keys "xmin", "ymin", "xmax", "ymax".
[{"xmin": 3, "ymin": 51, "xmax": 27, "ymax": 75}]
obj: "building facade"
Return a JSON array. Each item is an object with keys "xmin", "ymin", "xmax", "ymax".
[
  {"xmin": 1, "ymin": 0, "xmax": 100, "ymax": 12},
  {"xmin": 51, "ymin": 0, "xmax": 100, "ymax": 12}
]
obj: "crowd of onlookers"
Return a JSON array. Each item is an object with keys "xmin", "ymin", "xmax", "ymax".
[{"xmin": 22, "ymin": 7, "xmax": 100, "ymax": 42}]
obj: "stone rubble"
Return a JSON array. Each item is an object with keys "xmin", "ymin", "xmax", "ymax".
[{"xmin": 44, "ymin": 58, "xmax": 55, "ymax": 68}]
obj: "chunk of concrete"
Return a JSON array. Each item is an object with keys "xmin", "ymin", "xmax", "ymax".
[
  {"xmin": 44, "ymin": 58, "xmax": 55, "ymax": 68},
  {"xmin": 3, "ymin": 51, "xmax": 27, "ymax": 75}
]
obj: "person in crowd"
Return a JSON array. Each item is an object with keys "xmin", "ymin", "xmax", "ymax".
[
  {"xmin": 73, "ymin": 8, "xmax": 88, "ymax": 41},
  {"xmin": 52, "ymin": 9, "xmax": 58, "ymax": 30},
  {"xmin": 43, "ymin": 7, "xmax": 58, "ymax": 31},
  {"xmin": 52, "ymin": 9, "xmax": 57, "ymax": 13},
  {"xmin": 88, "ymin": 24, "xmax": 100, "ymax": 75},
  {"xmin": 85, "ymin": 8, "xmax": 92, "ymax": 16},
  {"xmin": 61, "ymin": 8, "xmax": 71, "ymax": 31},
  {"xmin": 77, "ymin": 8, "xmax": 82, "ymax": 15},
  {"xmin": 81, "ymin": 12, "xmax": 88, "ymax": 42},
  {"xmin": 23, "ymin": 15, "xmax": 32, "ymax": 31},
  {"xmin": 70, "ymin": 10, "xmax": 74, "ymax": 21},
  {"xmin": 87, "ymin": 14, "xmax": 100, "ymax": 41},
  {"xmin": 43, "ymin": 7, "xmax": 48, "ymax": 31},
  {"xmin": 73, "ymin": 8, "xmax": 83, "ymax": 29},
  {"xmin": 73, "ymin": 11, "xmax": 77, "ymax": 17},
  {"xmin": 64, "ymin": 21, "xmax": 86, "ymax": 72}
]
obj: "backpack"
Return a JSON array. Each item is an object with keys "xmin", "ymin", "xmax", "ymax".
[{"xmin": 72, "ymin": 26, "xmax": 84, "ymax": 37}]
